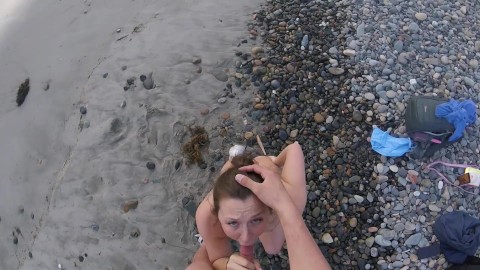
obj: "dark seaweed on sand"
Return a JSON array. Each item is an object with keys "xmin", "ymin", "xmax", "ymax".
[
  {"xmin": 16, "ymin": 79, "xmax": 30, "ymax": 106},
  {"xmin": 182, "ymin": 126, "xmax": 209, "ymax": 166}
]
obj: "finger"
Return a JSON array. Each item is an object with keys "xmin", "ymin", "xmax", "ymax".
[
  {"xmin": 238, "ymin": 164, "xmax": 270, "ymax": 179},
  {"xmin": 235, "ymin": 174, "xmax": 259, "ymax": 192},
  {"xmin": 253, "ymin": 156, "xmax": 278, "ymax": 171}
]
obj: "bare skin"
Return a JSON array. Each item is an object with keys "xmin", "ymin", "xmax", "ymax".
[{"xmin": 186, "ymin": 142, "xmax": 307, "ymax": 270}]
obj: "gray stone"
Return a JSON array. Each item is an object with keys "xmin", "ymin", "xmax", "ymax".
[
  {"xmin": 370, "ymin": 247, "xmax": 378, "ymax": 257},
  {"xmin": 428, "ymin": 204, "xmax": 441, "ymax": 212},
  {"xmin": 352, "ymin": 110, "xmax": 363, "ymax": 122},
  {"xmin": 328, "ymin": 67, "xmax": 345, "ymax": 75},
  {"xmin": 415, "ymin": 12, "xmax": 427, "ymax": 21},
  {"xmin": 354, "ymin": 195, "xmax": 364, "ymax": 203},
  {"xmin": 329, "ymin": 47, "xmax": 338, "ymax": 54},
  {"xmin": 405, "ymin": 233, "xmax": 422, "ymax": 246},
  {"xmin": 394, "ymin": 223, "xmax": 405, "ymax": 233},
  {"xmin": 312, "ymin": 207, "xmax": 321, "ymax": 218},
  {"xmin": 366, "ymin": 236, "xmax": 375, "ymax": 248},
  {"xmin": 464, "ymin": 77, "xmax": 475, "ymax": 87},
  {"xmin": 378, "ymin": 229, "xmax": 396, "ymax": 241},
  {"xmin": 374, "ymin": 235, "xmax": 392, "ymax": 247},
  {"xmin": 218, "ymin": 97, "xmax": 227, "ymax": 104},
  {"xmin": 469, "ymin": 59, "xmax": 479, "ymax": 69},
  {"xmin": 393, "ymin": 40, "xmax": 404, "ymax": 52},
  {"xmin": 356, "ymin": 22, "xmax": 366, "ymax": 37},
  {"xmin": 377, "ymin": 105, "xmax": 389, "ymax": 113},
  {"xmin": 365, "ymin": 93, "xmax": 375, "ymax": 100},
  {"xmin": 409, "ymin": 22, "xmax": 420, "ymax": 33},
  {"xmin": 386, "ymin": 90, "xmax": 396, "ymax": 99},
  {"xmin": 271, "ymin": 80, "xmax": 281, "ymax": 89}
]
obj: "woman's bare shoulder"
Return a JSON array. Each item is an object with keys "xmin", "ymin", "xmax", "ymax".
[{"xmin": 196, "ymin": 192, "xmax": 226, "ymax": 238}]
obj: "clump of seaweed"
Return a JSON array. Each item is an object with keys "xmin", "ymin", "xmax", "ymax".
[
  {"xmin": 182, "ymin": 126, "xmax": 209, "ymax": 166},
  {"xmin": 16, "ymin": 78, "xmax": 30, "ymax": 106}
]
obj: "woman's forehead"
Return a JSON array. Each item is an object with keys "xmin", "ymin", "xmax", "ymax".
[{"xmin": 218, "ymin": 196, "xmax": 265, "ymax": 217}]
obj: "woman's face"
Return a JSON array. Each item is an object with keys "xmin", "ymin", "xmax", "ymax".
[{"xmin": 217, "ymin": 195, "xmax": 269, "ymax": 247}]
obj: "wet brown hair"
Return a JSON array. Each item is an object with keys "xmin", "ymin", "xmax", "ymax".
[{"xmin": 212, "ymin": 154, "xmax": 264, "ymax": 216}]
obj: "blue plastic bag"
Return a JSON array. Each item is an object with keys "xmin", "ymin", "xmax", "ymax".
[{"xmin": 371, "ymin": 127, "xmax": 412, "ymax": 157}]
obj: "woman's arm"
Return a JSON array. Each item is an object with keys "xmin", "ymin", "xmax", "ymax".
[{"xmin": 195, "ymin": 197, "xmax": 233, "ymax": 265}]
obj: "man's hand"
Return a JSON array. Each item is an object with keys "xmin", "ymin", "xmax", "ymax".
[{"xmin": 235, "ymin": 164, "xmax": 292, "ymax": 211}]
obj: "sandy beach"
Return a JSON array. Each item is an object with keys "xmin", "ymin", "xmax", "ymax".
[{"xmin": 0, "ymin": 0, "xmax": 261, "ymax": 269}]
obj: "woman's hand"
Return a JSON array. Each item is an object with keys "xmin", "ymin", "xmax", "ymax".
[{"xmin": 227, "ymin": 253, "xmax": 262, "ymax": 270}]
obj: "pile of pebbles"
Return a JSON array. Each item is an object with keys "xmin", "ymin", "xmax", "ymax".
[{"xmin": 210, "ymin": 0, "xmax": 480, "ymax": 269}]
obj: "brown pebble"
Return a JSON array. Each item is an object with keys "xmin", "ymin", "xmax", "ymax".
[
  {"xmin": 367, "ymin": 227, "xmax": 378, "ymax": 233},
  {"xmin": 122, "ymin": 200, "xmax": 139, "ymax": 213},
  {"xmin": 253, "ymin": 60, "xmax": 263, "ymax": 66},
  {"xmin": 254, "ymin": 103, "xmax": 265, "ymax": 110},
  {"xmin": 200, "ymin": 108, "xmax": 209, "ymax": 116},
  {"xmin": 244, "ymin": 132, "xmax": 254, "ymax": 140},
  {"xmin": 314, "ymin": 113, "xmax": 325, "ymax": 123},
  {"xmin": 222, "ymin": 112, "xmax": 230, "ymax": 120}
]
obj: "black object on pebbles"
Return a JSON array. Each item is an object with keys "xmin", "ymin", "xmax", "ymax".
[
  {"xmin": 79, "ymin": 255, "xmax": 84, "ymax": 262},
  {"xmin": 80, "ymin": 106, "xmax": 87, "ymax": 115},
  {"xmin": 146, "ymin": 161, "xmax": 155, "ymax": 170},
  {"xmin": 13, "ymin": 236, "xmax": 18, "ymax": 245}
]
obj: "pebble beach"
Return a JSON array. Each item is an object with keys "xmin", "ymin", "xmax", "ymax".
[{"xmin": 0, "ymin": 0, "xmax": 479, "ymax": 269}]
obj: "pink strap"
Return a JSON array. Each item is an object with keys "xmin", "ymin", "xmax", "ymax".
[{"xmin": 425, "ymin": 161, "xmax": 479, "ymax": 195}]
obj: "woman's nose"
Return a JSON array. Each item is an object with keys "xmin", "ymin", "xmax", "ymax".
[{"xmin": 239, "ymin": 227, "xmax": 252, "ymax": 243}]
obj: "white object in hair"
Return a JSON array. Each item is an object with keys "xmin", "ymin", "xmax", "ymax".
[{"xmin": 229, "ymin": 145, "xmax": 245, "ymax": 160}]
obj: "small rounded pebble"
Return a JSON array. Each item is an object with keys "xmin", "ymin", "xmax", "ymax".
[
  {"xmin": 199, "ymin": 163, "xmax": 207, "ymax": 170},
  {"xmin": 13, "ymin": 236, "xmax": 18, "ymax": 245},
  {"xmin": 146, "ymin": 161, "xmax": 156, "ymax": 170},
  {"xmin": 79, "ymin": 255, "xmax": 84, "ymax": 262},
  {"xmin": 31, "ymin": 213, "xmax": 34, "ymax": 219},
  {"xmin": 161, "ymin": 237, "xmax": 166, "ymax": 243},
  {"xmin": 28, "ymin": 251, "xmax": 32, "ymax": 258},
  {"xmin": 120, "ymin": 101, "xmax": 126, "ymax": 108},
  {"xmin": 80, "ymin": 106, "xmax": 87, "ymax": 115},
  {"xmin": 18, "ymin": 206, "xmax": 24, "ymax": 214},
  {"xmin": 140, "ymin": 75, "xmax": 147, "ymax": 82},
  {"xmin": 122, "ymin": 200, "xmax": 139, "ymax": 212},
  {"xmin": 121, "ymin": 65, "xmax": 127, "ymax": 71},
  {"xmin": 102, "ymin": 73, "xmax": 108, "ymax": 78}
]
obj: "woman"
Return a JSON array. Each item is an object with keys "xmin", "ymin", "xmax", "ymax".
[{"xmin": 186, "ymin": 142, "xmax": 307, "ymax": 270}]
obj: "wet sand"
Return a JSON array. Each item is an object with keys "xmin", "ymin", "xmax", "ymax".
[{"xmin": 0, "ymin": 0, "xmax": 261, "ymax": 269}]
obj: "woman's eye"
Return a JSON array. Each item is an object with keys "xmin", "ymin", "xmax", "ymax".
[
  {"xmin": 228, "ymin": 221, "xmax": 238, "ymax": 227},
  {"xmin": 251, "ymin": 218, "xmax": 263, "ymax": 225}
]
